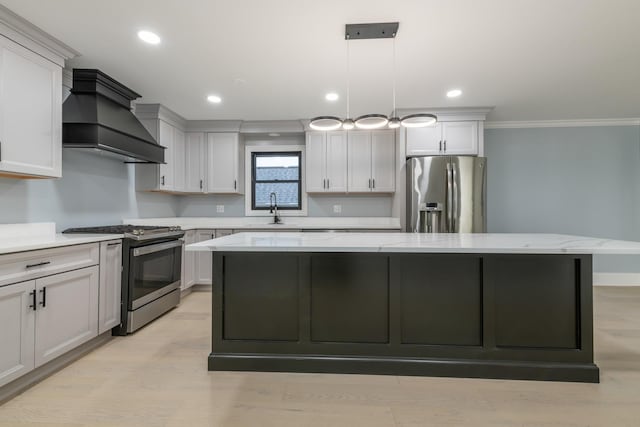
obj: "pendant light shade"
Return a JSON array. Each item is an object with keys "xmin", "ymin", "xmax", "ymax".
[
  {"xmin": 400, "ymin": 113, "xmax": 437, "ymax": 128},
  {"xmin": 309, "ymin": 116, "xmax": 343, "ymax": 131},
  {"xmin": 355, "ymin": 114, "xmax": 389, "ymax": 129},
  {"xmin": 388, "ymin": 117, "xmax": 401, "ymax": 129}
]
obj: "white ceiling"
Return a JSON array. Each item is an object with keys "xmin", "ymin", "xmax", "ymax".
[{"xmin": 2, "ymin": 0, "xmax": 639, "ymax": 122}]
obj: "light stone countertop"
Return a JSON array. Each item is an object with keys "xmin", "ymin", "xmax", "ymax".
[
  {"xmin": 186, "ymin": 232, "xmax": 640, "ymax": 255},
  {"xmin": 123, "ymin": 217, "xmax": 401, "ymax": 230},
  {"xmin": 0, "ymin": 223, "xmax": 122, "ymax": 255}
]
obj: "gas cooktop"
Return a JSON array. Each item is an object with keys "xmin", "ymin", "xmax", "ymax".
[{"xmin": 63, "ymin": 224, "xmax": 183, "ymax": 241}]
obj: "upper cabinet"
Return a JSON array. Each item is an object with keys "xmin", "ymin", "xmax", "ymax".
[
  {"xmin": 306, "ymin": 131, "xmax": 347, "ymax": 193},
  {"xmin": 184, "ymin": 132, "xmax": 206, "ymax": 193},
  {"xmin": 406, "ymin": 121, "xmax": 479, "ymax": 156},
  {"xmin": 348, "ymin": 130, "xmax": 395, "ymax": 193},
  {"xmin": 206, "ymin": 133, "xmax": 243, "ymax": 194},
  {"xmin": 0, "ymin": 35, "xmax": 62, "ymax": 178}
]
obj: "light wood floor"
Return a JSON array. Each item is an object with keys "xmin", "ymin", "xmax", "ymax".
[{"xmin": 1, "ymin": 287, "xmax": 639, "ymax": 426}]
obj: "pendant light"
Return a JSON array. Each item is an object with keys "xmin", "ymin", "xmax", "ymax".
[{"xmin": 309, "ymin": 22, "xmax": 437, "ymax": 131}]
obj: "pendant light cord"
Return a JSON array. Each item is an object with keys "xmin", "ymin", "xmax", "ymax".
[
  {"xmin": 346, "ymin": 35, "xmax": 351, "ymax": 119},
  {"xmin": 392, "ymin": 36, "xmax": 397, "ymax": 116}
]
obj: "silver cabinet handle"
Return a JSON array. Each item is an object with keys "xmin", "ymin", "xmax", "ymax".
[
  {"xmin": 234, "ymin": 179, "xmax": 237, "ymax": 190},
  {"xmin": 323, "ymin": 179, "xmax": 326, "ymax": 189},
  {"xmin": 443, "ymin": 140, "xmax": 447, "ymax": 152},
  {"xmin": 26, "ymin": 261, "xmax": 50, "ymax": 269},
  {"xmin": 372, "ymin": 178, "xmax": 375, "ymax": 189},
  {"xmin": 368, "ymin": 178, "xmax": 371, "ymax": 188},
  {"xmin": 327, "ymin": 179, "xmax": 330, "ymax": 189},
  {"xmin": 107, "ymin": 242, "xmax": 121, "ymax": 247},
  {"xmin": 439, "ymin": 140, "xmax": 442, "ymax": 152},
  {"xmin": 161, "ymin": 175, "xmax": 165, "ymax": 185},
  {"xmin": 200, "ymin": 179, "xmax": 203, "ymax": 190}
]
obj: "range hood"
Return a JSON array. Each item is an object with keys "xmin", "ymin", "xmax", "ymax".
[{"xmin": 63, "ymin": 69, "xmax": 165, "ymax": 164}]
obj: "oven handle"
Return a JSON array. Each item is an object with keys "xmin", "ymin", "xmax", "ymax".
[{"xmin": 132, "ymin": 240, "xmax": 183, "ymax": 257}]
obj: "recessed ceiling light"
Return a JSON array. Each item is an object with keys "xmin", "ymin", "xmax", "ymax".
[
  {"xmin": 447, "ymin": 89, "xmax": 462, "ymax": 98},
  {"xmin": 207, "ymin": 95, "xmax": 222, "ymax": 104},
  {"xmin": 325, "ymin": 92, "xmax": 339, "ymax": 102},
  {"xmin": 137, "ymin": 30, "xmax": 161, "ymax": 45}
]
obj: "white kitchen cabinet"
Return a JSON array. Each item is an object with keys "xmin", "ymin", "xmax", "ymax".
[
  {"xmin": 173, "ymin": 128, "xmax": 185, "ymax": 192},
  {"xmin": 305, "ymin": 131, "xmax": 347, "ymax": 193},
  {"xmin": 34, "ymin": 266, "xmax": 99, "ymax": 367},
  {"xmin": 0, "ymin": 34, "xmax": 62, "ymax": 178},
  {"xmin": 406, "ymin": 121, "xmax": 478, "ymax": 156},
  {"xmin": 98, "ymin": 240, "xmax": 122, "ymax": 334},
  {"xmin": 135, "ymin": 118, "xmax": 187, "ymax": 193},
  {"xmin": 195, "ymin": 229, "xmax": 215, "ymax": 285},
  {"xmin": 0, "ymin": 280, "xmax": 35, "ymax": 387},
  {"xmin": 181, "ymin": 230, "xmax": 197, "ymax": 290},
  {"xmin": 206, "ymin": 133, "xmax": 242, "ymax": 194},
  {"xmin": 347, "ymin": 130, "xmax": 395, "ymax": 193},
  {"xmin": 185, "ymin": 132, "xmax": 206, "ymax": 193}
]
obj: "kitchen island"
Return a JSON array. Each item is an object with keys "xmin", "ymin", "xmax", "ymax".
[{"xmin": 187, "ymin": 232, "xmax": 640, "ymax": 383}]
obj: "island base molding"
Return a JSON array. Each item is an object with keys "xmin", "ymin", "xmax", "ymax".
[
  {"xmin": 210, "ymin": 252, "xmax": 599, "ymax": 383},
  {"xmin": 208, "ymin": 354, "xmax": 599, "ymax": 383}
]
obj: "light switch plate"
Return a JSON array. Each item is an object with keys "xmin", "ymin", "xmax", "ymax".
[
  {"xmin": 216, "ymin": 205, "xmax": 225, "ymax": 213},
  {"xmin": 333, "ymin": 204, "xmax": 342, "ymax": 214}
]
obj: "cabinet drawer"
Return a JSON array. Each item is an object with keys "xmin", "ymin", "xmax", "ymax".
[{"xmin": 0, "ymin": 243, "xmax": 99, "ymax": 287}]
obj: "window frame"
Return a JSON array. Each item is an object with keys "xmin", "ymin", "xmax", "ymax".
[
  {"xmin": 244, "ymin": 144, "xmax": 308, "ymax": 217},
  {"xmin": 250, "ymin": 151, "xmax": 302, "ymax": 211}
]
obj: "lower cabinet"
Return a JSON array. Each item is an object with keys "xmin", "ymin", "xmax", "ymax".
[
  {"xmin": 34, "ymin": 266, "xmax": 99, "ymax": 367},
  {"xmin": 195, "ymin": 230, "xmax": 215, "ymax": 285},
  {"xmin": 181, "ymin": 230, "xmax": 197, "ymax": 290},
  {"xmin": 98, "ymin": 241, "xmax": 122, "ymax": 334},
  {"xmin": 0, "ymin": 265, "xmax": 99, "ymax": 387},
  {"xmin": 0, "ymin": 280, "xmax": 35, "ymax": 387}
]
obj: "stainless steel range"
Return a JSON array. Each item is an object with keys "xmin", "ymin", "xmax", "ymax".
[{"xmin": 63, "ymin": 225, "xmax": 184, "ymax": 334}]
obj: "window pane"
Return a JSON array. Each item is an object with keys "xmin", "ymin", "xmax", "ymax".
[
  {"xmin": 255, "ymin": 154, "xmax": 300, "ymax": 181},
  {"xmin": 254, "ymin": 183, "xmax": 299, "ymax": 209}
]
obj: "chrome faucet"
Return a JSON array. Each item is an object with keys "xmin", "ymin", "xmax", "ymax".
[{"xmin": 269, "ymin": 192, "xmax": 281, "ymax": 224}]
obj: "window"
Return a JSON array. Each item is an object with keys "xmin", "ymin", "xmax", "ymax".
[{"xmin": 251, "ymin": 151, "xmax": 302, "ymax": 210}]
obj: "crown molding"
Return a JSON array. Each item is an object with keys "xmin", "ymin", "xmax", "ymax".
[
  {"xmin": 240, "ymin": 120, "xmax": 304, "ymax": 134},
  {"xmin": 186, "ymin": 120, "xmax": 242, "ymax": 133},
  {"xmin": 485, "ymin": 118, "xmax": 640, "ymax": 129},
  {"xmin": 0, "ymin": 4, "xmax": 79, "ymax": 67},
  {"xmin": 395, "ymin": 107, "xmax": 494, "ymax": 122}
]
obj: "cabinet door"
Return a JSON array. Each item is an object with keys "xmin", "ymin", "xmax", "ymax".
[
  {"xmin": 371, "ymin": 130, "xmax": 396, "ymax": 192},
  {"xmin": 173, "ymin": 128, "xmax": 186, "ymax": 192},
  {"xmin": 305, "ymin": 132, "xmax": 326, "ymax": 192},
  {"xmin": 34, "ymin": 266, "xmax": 99, "ymax": 367},
  {"xmin": 347, "ymin": 131, "xmax": 372, "ymax": 192},
  {"xmin": 0, "ymin": 280, "xmax": 35, "ymax": 387},
  {"xmin": 442, "ymin": 121, "xmax": 478, "ymax": 155},
  {"xmin": 99, "ymin": 241, "xmax": 122, "ymax": 334},
  {"xmin": 185, "ymin": 133, "xmax": 205, "ymax": 192},
  {"xmin": 182, "ymin": 230, "xmax": 197, "ymax": 290},
  {"xmin": 206, "ymin": 133, "xmax": 239, "ymax": 193},
  {"xmin": 158, "ymin": 120, "xmax": 174, "ymax": 190},
  {"xmin": 325, "ymin": 131, "xmax": 347, "ymax": 192},
  {"xmin": 405, "ymin": 123, "xmax": 442, "ymax": 156},
  {"xmin": 195, "ymin": 230, "xmax": 215, "ymax": 285},
  {"xmin": 0, "ymin": 35, "xmax": 62, "ymax": 178}
]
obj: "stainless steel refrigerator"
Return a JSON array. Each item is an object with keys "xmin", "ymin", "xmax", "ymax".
[{"xmin": 406, "ymin": 156, "xmax": 486, "ymax": 233}]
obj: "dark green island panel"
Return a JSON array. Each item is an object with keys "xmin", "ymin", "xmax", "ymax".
[{"xmin": 210, "ymin": 251, "xmax": 598, "ymax": 383}]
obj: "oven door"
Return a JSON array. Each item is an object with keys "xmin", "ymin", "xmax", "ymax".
[{"xmin": 128, "ymin": 239, "xmax": 183, "ymax": 310}]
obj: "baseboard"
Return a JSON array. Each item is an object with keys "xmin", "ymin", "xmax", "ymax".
[
  {"xmin": 191, "ymin": 283, "xmax": 212, "ymax": 292},
  {"xmin": 594, "ymin": 273, "xmax": 640, "ymax": 286},
  {"xmin": 0, "ymin": 332, "xmax": 113, "ymax": 405}
]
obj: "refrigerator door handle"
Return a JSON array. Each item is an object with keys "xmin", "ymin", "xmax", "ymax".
[
  {"xmin": 452, "ymin": 164, "xmax": 458, "ymax": 232},
  {"xmin": 446, "ymin": 162, "xmax": 453, "ymax": 232}
]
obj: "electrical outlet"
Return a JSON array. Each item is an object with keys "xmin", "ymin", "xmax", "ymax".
[
  {"xmin": 333, "ymin": 204, "xmax": 342, "ymax": 214},
  {"xmin": 216, "ymin": 205, "xmax": 225, "ymax": 213}
]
